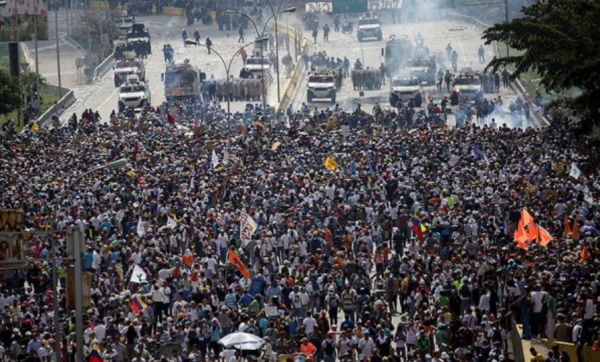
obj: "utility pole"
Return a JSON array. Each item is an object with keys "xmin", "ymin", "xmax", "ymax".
[
  {"xmin": 504, "ymin": 0, "xmax": 509, "ymax": 56},
  {"xmin": 55, "ymin": 2, "xmax": 63, "ymax": 97}
]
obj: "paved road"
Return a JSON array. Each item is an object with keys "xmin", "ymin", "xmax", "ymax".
[
  {"xmin": 289, "ymin": 14, "xmax": 518, "ymax": 127},
  {"xmin": 28, "ymin": 11, "xmax": 289, "ymax": 122}
]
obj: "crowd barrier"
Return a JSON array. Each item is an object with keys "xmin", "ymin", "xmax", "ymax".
[{"xmin": 37, "ymin": 90, "xmax": 77, "ymax": 129}]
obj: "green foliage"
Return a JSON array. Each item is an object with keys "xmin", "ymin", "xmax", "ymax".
[
  {"xmin": 0, "ymin": 68, "xmax": 21, "ymax": 116},
  {"xmin": 482, "ymin": 0, "xmax": 600, "ymax": 130}
]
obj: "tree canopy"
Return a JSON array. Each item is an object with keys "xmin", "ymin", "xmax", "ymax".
[
  {"xmin": 482, "ymin": 0, "xmax": 600, "ymax": 129},
  {"xmin": 0, "ymin": 68, "xmax": 21, "ymax": 116}
]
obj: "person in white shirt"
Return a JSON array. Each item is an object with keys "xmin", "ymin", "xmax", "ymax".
[
  {"xmin": 358, "ymin": 332, "xmax": 375, "ymax": 359},
  {"xmin": 303, "ymin": 312, "xmax": 317, "ymax": 336}
]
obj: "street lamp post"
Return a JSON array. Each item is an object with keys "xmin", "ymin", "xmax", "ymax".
[
  {"xmin": 227, "ymin": 7, "xmax": 296, "ymax": 108},
  {"xmin": 0, "ymin": 158, "xmax": 128, "ymax": 362},
  {"xmin": 185, "ymin": 39, "xmax": 268, "ymax": 137}
]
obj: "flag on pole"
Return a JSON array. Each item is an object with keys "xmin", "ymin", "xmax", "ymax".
[
  {"xmin": 136, "ymin": 217, "xmax": 145, "ymax": 237},
  {"xmin": 514, "ymin": 218, "xmax": 527, "ymax": 244},
  {"xmin": 538, "ymin": 226, "xmax": 554, "ymax": 246},
  {"xmin": 580, "ymin": 246, "xmax": 590, "ymax": 263},
  {"xmin": 324, "ymin": 156, "xmax": 338, "ymax": 171},
  {"xmin": 527, "ymin": 222, "xmax": 538, "ymax": 243},
  {"xmin": 521, "ymin": 209, "xmax": 535, "ymax": 227},
  {"xmin": 212, "ymin": 150, "xmax": 219, "ymax": 169},
  {"xmin": 239, "ymin": 212, "xmax": 258, "ymax": 247},
  {"xmin": 131, "ymin": 294, "xmax": 147, "ymax": 314},
  {"xmin": 228, "ymin": 249, "xmax": 250, "ymax": 279},
  {"xmin": 90, "ymin": 343, "xmax": 104, "ymax": 362},
  {"xmin": 569, "ymin": 163, "xmax": 582, "ymax": 179},
  {"xmin": 411, "ymin": 217, "xmax": 425, "ymax": 242},
  {"xmin": 31, "ymin": 123, "xmax": 40, "ymax": 132},
  {"xmin": 563, "ymin": 215, "xmax": 571, "ymax": 237},
  {"xmin": 572, "ymin": 219, "xmax": 580, "ymax": 239},
  {"xmin": 167, "ymin": 216, "xmax": 177, "ymax": 229},
  {"xmin": 472, "ymin": 143, "xmax": 490, "ymax": 165},
  {"xmin": 130, "ymin": 264, "xmax": 148, "ymax": 284}
]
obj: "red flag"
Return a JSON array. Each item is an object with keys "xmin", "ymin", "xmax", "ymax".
[
  {"xmin": 167, "ymin": 113, "xmax": 176, "ymax": 125},
  {"xmin": 580, "ymin": 246, "xmax": 590, "ymax": 263},
  {"xmin": 527, "ymin": 222, "xmax": 538, "ymax": 243},
  {"xmin": 132, "ymin": 142, "xmax": 139, "ymax": 161},
  {"xmin": 538, "ymin": 225, "xmax": 554, "ymax": 247},
  {"xmin": 572, "ymin": 219, "xmax": 580, "ymax": 239},
  {"xmin": 227, "ymin": 249, "xmax": 250, "ymax": 279}
]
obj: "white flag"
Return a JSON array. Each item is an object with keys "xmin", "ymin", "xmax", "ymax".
[
  {"xmin": 239, "ymin": 212, "xmax": 258, "ymax": 247},
  {"xmin": 167, "ymin": 216, "xmax": 177, "ymax": 229},
  {"xmin": 212, "ymin": 150, "xmax": 219, "ymax": 169},
  {"xmin": 570, "ymin": 163, "xmax": 582, "ymax": 179},
  {"xmin": 449, "ymin": 155, "xmax": 460, "ymax": 167},
  {"xmin": 130, "ymin": 264, "xmax": 148, "ymax": 284},
  {"xmin": 136, "ymin": 217, "xmax": 145, "ymax": 237}
]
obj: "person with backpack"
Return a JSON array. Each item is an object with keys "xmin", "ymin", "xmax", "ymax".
[{"xmin": 322, "ymin": 331, "xmax": 337, "ymax": 362}]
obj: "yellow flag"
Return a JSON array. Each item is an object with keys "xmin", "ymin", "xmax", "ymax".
[
  {"xmin": 324, "ymin": 157, "xmax": 338, "ymax": 171},
  {"xmin": 31, "ymin": 123, "xmax": 39, "ymax": 132}
]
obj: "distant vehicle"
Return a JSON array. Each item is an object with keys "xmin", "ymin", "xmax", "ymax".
[
  {"xmin": 389, "ymin": 76, "xmax": 421, "ymax": 107},
  {"xmin": 382, "ymin": 35, "xmax": 414, "ymax": 77},
  {"xmin": 113, "ymin": 58, "xmax": 145, "ymax": 87},
  {"xmin": 357, "ymin": 17, "xmax": 382, "ymax": 42},
  {"xmin": 162, "ymin": 61, "xmax": 205, "ymax": 101},
  {"xmin": 115, "ymin": 13, "xmax": 135, "ymax": 36},
  {"xmin": 245, "ymin": 57, "xmax": 272, "ymax": 81},
  {"xmin": 307, "ymin": 69, "xmax": 336, "ymax": 103},
  {"xmin": 118, "ymin": 77, "xmax": 151, "ymax": 112},
  {"xmin": 126, "ymin": 23, "xmax": 151, "ymax": 55},
  {"xmin": 451, "ymin": 74, "xmax": 483, "ymax": 105},
  {"xmin": 406, "ymin": 57, "xmax": 436, "ymax": 85}
]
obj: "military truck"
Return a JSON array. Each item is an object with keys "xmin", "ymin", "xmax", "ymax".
[
  {"xmin": 451, "ymin": 73, "xmax": 483, "ymax": 105},
  {"xmin": 113, "ymin": 56, "xmax": 145, "ymax": 87},
  {"xmin": 382, "ymin": 35, "xmax": 414, "ymax": 77},
  {"xmin": 118, "ymin": 76, "xmax": 151, "ymax": 112},
  {"xmin": 389, "ymin": 76, "xmax": 421, "ymax": 107},
  {"xmin": 307, "ymin": 69, "xmax": 336, "ymax": 103},
  {"xmin": 162, "ymin": 61, "xmax": 206, "ymax": 101},
  {"xmin": 357, "ymin": 17, "xmax": 382, "ymax": 42}
]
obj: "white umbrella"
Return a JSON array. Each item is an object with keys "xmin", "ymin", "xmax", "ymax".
[{"xmin": 218, "ymin": 332, "xmax": 265, "ymax": 350}]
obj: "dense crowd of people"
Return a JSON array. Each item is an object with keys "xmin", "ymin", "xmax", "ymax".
[{"xmin": 0, "ymin": 85, "xmax": 598, "ymax": 362}]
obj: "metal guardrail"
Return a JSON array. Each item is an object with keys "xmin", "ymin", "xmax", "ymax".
[
  {"xmin": 275, "ymin": 24, "xmax": 308, "ymax": 113},
  {"xmin": 508, "ymin": 315, "xmax": 526, "ymax": 362},
  {"xmin": 94, "ymin": 52, "xmax": 116, "ymax": 79}
]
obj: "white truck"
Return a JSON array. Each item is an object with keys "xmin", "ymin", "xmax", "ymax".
[
  {"xmin": 389, "ymin": 76, "xmax": 421, "ymax": 107},
  {"xmin": 244, "ymin": 57, "xmax": 272, "ymax": 82},
  {"xmin": 307, "ymin": 70, "xmax": 336, "ymax": 103},
  {"xmin": 357, "ymin": 17, "xmax": 382, "ymax": 42},
  {"xmin": 451, "ymin": 74, "xmax": 483, "ymax": 105},
  {"xmin": 118, "ymin": 76, "xmax": 151, "ymax": 112},
  {"xmin": 113, "ymin": 55, "xmax": 146, "ymax": 87}
]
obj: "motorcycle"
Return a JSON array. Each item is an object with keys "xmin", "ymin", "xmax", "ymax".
[{"xmin": 342, "ymin": 22, "xmax": 353, "ymax": 34}]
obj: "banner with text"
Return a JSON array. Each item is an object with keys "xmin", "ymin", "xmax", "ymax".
[{"xmin": 306, "ymin": 0, "xmax": 402, "ymax": 13}]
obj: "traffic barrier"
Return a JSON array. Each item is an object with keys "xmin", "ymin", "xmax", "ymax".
[
  {"xmin": 95, "ymin": 52, "xmax": 116, "ymax": 79},
  {"xmin": 36, "ymin": 90, "xmax": 77, "ymax": 129},
  {"xmin": 162, "ymin": 6, "xmax": 186, "ymax": 16},
  {"xmin": 275, "ymin": 23, "xmax": 309, "ymax": 113},
  {"xmin": 89, "ymin": 1, "xmax": 110, "ymax": 10}
]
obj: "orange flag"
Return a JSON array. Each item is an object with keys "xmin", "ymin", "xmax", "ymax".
[
  {"xmin": 563, "ymin": 215, "xmax": 571, "ymax": 237},
  {"xmin": 572, "ymin": 219, "xmax": 580, "ymax": 240},
  {"xmin": 538, "ymin": 226, "xmax": 554, "ymax": 246},
  {"xmin": 227, "ymin": 249, "xmax": 250, "ymax": 279},
  {"xmin": 516, "ymin": 239, "xmax": 529, "ymax": 251},
  {"xmin": 580, "ymin": 246, "xmax": 590, "ymax": 262},
  {"xmin": 521, "ymin": 209, "xmax": 535, "ymax": 228},
  {"xmin": 514, "ymin": 218, "xmax": 527, "ymax": 243},
  {"xmin": 527, "ymin": 222, "xmax": 538, "ymax": 242}
]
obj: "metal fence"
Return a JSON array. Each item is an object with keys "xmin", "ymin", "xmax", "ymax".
[{"xmin": 508, "ymin": 314, "xmax": 526, "ymax": 362}]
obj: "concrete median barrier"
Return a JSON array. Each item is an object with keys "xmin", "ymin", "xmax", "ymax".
[
  {"xmin": 162, "ymin": 7, "xmax": 186, "ymax": 16},
  {"xmin": 94, "ymin": 52, "xmax": 116, "ymax": 79},
  {"xmin": 37, "ymin": 90, "xmax": 77, "ymax": 129},
  {"xmin": 89, "ymin": 1, "xmax": 110, "ymax": 10}
]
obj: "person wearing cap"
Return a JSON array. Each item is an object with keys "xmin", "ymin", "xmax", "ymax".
[
  {"xmin": 322, "ymin": 331, "xmax": 337, "ymax": 362},
  {"xmin": 300, "ymin": 337, "xmax": 316, "ymax": 357}
]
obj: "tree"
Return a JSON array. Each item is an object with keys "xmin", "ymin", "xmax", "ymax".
[
  {"xmin": 482, "ymin": 0, "xmax": 600, "ymax": 130},
  {"xmin": 0, "ymin": 68, "xmax": 21, "ymax": 116}
]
